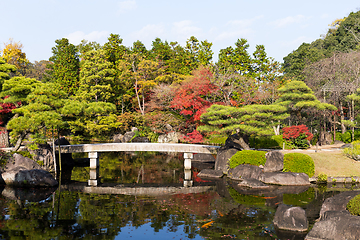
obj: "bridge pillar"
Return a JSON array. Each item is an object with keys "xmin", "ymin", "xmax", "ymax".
[
  {"xmin": 88, "ymin": 152, "xmax": 100, "ymax": 186},
  {"xmin": 183, "ymin": 153, "xmax": 193, "ymax": 187}
]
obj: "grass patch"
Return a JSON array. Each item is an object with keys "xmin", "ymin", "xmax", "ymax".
[{"xmin": 283, "ymin": 150, "xmax": 360, "ymax": 177}]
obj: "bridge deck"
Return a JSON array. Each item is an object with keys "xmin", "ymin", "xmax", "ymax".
[{"xmin": 59, "ymin": 143, "xmax": 220, "ymax": 154}]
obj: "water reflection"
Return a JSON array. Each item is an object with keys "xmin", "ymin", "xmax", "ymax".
[{"xmin": 0, "ymin": 152, "xmax": 357, "ymax": 239}]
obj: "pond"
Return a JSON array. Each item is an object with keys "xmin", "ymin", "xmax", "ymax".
[{"xmin": 0, "ymin": 152, "xmax": 357, "ymax": 239}]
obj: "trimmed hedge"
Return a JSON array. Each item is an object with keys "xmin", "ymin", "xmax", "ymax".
[
  {"xmin": 347, "ymin": 194, "xmax": 360, "ymax": 216},
  {"xmin": 283, "ymin": 153, "xmax": 315, "ymax": 177},
  {"xmin": 229, "ymin": 150, "xmax": 266, "ymax": 169}
]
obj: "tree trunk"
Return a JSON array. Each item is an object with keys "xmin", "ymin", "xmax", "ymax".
[
  {"xmin": 339, "ymin": 101, "xmax": 346, "ymax": 134},
  {"xmin": 13, "ymin": 131, "xmax": 28, "ymax": 151}
]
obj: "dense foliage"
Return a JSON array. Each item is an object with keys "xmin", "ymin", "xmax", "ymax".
[
  {"xmin": 347, "ymin": 194, "xmax": 360, "ymax": 216},
  {"xmin": 282, "ymin": 125, "xmax": 313, "ymax": 149},
  {"xmin": 283, "ymin": 153, "xmax": 315, "ymax": 177},
  {"xmin": 229, "ymin": 150, "xmax": 266, "ymax": 168},
  {"xmin": 1, "ymin": 10, "xmax": 360, "ymax": 147}
]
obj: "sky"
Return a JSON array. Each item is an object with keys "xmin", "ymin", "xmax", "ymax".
[{"xmin": 1, "ymin": 0, "xmax": 360, "ymax": 64}]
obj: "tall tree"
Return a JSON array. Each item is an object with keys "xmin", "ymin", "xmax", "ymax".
[
  {"xmin": 275, "ymin": 80, "xmax": 337, "ymax": 125},
  {"xmin": 77, "ymin": 49, "xmax": 116, "ymax": 102},
  {"xmin": 1, "ymin": 39, "xmax": 29, "ymax": 76},
  {"xmin": 0, "ymin": 57, "xmax": 16, "ymax": 90},
  {"xmin": 48, "ymin": 38, "xmax": 80, "ymax": 96}
]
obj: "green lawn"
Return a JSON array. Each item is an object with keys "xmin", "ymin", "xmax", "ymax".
[{"xmin": 281, "ymin": 149, "xmax": 360, "ymax": 177}]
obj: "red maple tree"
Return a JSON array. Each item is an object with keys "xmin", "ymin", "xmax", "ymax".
[{"xmin": 170, "ymin": 67, "xmax": 219, "ymax": 123}]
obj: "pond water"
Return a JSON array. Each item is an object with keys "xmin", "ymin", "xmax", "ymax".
[{"xmin": 0, "ymin": 152, "xmax": 357, "ymax": 240}]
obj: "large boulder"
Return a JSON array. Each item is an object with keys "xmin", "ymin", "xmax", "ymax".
[
  {"xmin": 318, "ymin": 190, "xmax": 360, "ymax": 219},
  {"xmin": 122, "ymin": 131, "xmax": 136, "ymax": 143},
  {"xmin": 113, "ymin": 133, "xmax": 123, "ymax": 143},
  {"xmin": 1, "ymin": 153, "xmax": 58, "ymax": 187},
  {"xmin": 28, "ymin": 143, "xmax": 55, "ymax": 171},
  {"xmin": 264, "ymin": 151, "xmax": 284, "ymax": 172},
  {"xmin": 228, "ymin": 164, "xmax": 264, "ymax": 181},
  {"xmin": 2, "ymin": 186, "xmax": 57, "ymax": 202},
  {"xmin": 158, "ymin": 132, "xmax": 181, "ymax": 143},
  {"xmin": 273, "ymin": 204, "xmax": 308, "ymax": 232},
  {"xmin": 260, "ymin": 172, "xmax": 310, "ymax": 186},
  {"xmin": 306, "ymin": 211, "xmax": 360, "ymax": 240},
  {"xmin": 215, "ymin": 147, "xmax": 239, "ymax": 174}
]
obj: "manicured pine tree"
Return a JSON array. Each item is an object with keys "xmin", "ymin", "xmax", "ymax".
[{"xmin": 198, "ymin": 104, "xmax": 289, "ymax": 149}]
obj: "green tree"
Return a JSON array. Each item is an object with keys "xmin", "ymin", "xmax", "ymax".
[
  {"xmin": 77, "ymin": 49, "xmax": 116, "ymax": 102},
  {"xmin": 198, "ymin": 104, "xmax": 289, "ymax": 149},
  {"xmin": 0, "ymin": 57, "xmax": 16, "ymax": 90},
  {"xmin": 1, "ymin": 38, "xmax": 29, "ymax": 76},
  {"xmin": 48, "ymin": 38, "xmax": 80, "ymax": 95},
  {"xmin": 275, "ymin": 80, "xmax": 337, "ymax": 125},
  {"xmin": 6, "ymin": 82, "xmax": 66, "ymax": 150}
]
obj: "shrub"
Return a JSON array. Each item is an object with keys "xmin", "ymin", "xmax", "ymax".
[
  {"xmin": 347, "ymin": 194, "xmax": 360, "ymax": 216},
  {"xmin": 342, "ymin": 140, "xmax": 360, "ymax": 160},
  {"xmin": 249, "ymin": 135, "xmax": 283, "ymax": 149},
  {"xmin": 283, "ymin": 125, "xmax": 313, "ymax": 149},
  {"xmin": 229, "ymin": 150, "xmax": 266, "ymax": 169},
  {"xmin": 283, "ymin": 153, "xmax": 315, "ymax": 177},
  {"xmin": 317, "ymin": 173, "xmax": 328, "ymax": 183}
]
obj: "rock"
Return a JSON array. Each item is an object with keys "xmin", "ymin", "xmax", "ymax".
[
  {"xmin": 274, "ymin": 204, "xmax": 308, "ymax": 232},
  {"xmin": 260, "ymin": 172, "xmax": 310, "ymax": 186},
  {"xmin": 318, "ymin": 191, "xmax": 360, "ymax": 220},
  {"xmin": 131, "ymin": 137, "xmax": 150, "ymax": 143},
  {"xmin": 197, "ymin": 169, "xmax": 224, "ymax": 178},
  {"xmin": 2, "ymin": 169, "xmax": 58, "ymax": 187},
  {"xmin": 164, "ymin": 124, "xmax": 173, "ymax": 132},
  {"xmin": 237, "ymin": 178, "xmax": 269, "ymax": 189},
  {"xmin": 224, "ymin": 133, "xmax": 248, "ymax": 150},
  {"xmin": 3, "ymin": 153, "xmax": 42, "ymax": 172},
  {"xmin": 2, "ymin": 186, "xmax": 57, "ymax": 202},
  {"xmin": 113, "ymin": 133, "xmax": 124, "ymax": 143},
  {"xmin": 131, "ymin": 127, "xmax": 138, "ymax": 132},
  {"xmin": 228, "ymin": 164, "xmax": 264, "ymax": 180},
  {"xmin": 158, "ymin": 132, "xmax": 180, "ymax": 143},
  {"xmin": 215, "ymin": 147, "xmax": 239, "ymax": 174},
  {"xmin": 193, "ymin": 153, "xmax": 216, "ymax": 162},
  {"xmin": 122, "ymin": 131, "xmax": 136, "ymax": 143},
  {"xmin": 1, "ymin": 153, "xmax": 57, "ymax": 187},
  {"xmin": 264, "ymin": 151, "xmax": 284, "ymax": 172},
  {"xmin": 318, "ymin": 131, "xmax": 332, "ymax": 146},
  {"xmin": 306, "ymin": 211, "xmax": 360, "ymax": 240},
  {"xmin": 28, "ymin": 143, "xmax": 55, "ymax": 171}
]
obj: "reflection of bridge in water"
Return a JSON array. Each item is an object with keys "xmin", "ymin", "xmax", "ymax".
[
  {"xmin": 61, "ymin": 182, "xmax": 216, "ymax": 196},
  {"xmin": 59, "ymin": 143, "xmax": 220, "ymax": 187}
]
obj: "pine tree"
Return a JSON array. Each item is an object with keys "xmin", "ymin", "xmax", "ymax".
[{"xmin": 198, "ymin": 104, "xmax": 289, "ymax": 149}]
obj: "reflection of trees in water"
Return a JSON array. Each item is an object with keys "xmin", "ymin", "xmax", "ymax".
[{"xmin": 71, "ymin": 152, "xmax": 184, "ymax": 184}]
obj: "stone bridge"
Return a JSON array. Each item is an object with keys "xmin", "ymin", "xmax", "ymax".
[{"xmin": 58, "ymin": 143, "xmax": 220, "ymax": 187}]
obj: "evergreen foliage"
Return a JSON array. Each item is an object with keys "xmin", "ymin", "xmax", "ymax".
[
  {"xmin": 347, "ymin": 194, "xmax": 360, "ymax": 216},
  {"xmin": 229, "ymin": 150, "xmax": 266, "ymax": 168},
  {"xmin": 48, "ymin": 38, "xmax": 80, "ymax": 95},
  {"xmin": 283, "ymin": 153, "xmax": 315, "ymax": 177},
  {"xmin": 198, "ymin": 104, "xmax": 289, "ymax": 149}
]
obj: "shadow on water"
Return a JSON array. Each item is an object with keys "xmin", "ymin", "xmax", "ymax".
[{"xmin": 0, "ymin": 151, "xmax": 358, "ymax": 239}]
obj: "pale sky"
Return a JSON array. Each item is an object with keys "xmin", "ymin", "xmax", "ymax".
[{"xmin": 2, "ymin": 0, "xmax": 360, "ymax": 63}]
